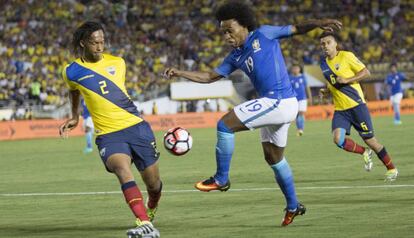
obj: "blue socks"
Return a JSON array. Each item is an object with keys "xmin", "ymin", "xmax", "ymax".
[
  {"xmin": 392, "ymin": 103, "xmax": 401, "ymax": 121},
  {"xmin": 271, "ymin": 158, "xmax": 298, "ymax": 211},
  {"xmin": 86, "ymin": 131, "xmax": 93, "ymax": 149},
  {"xmin": 296, "ymin": 114, "xmax": 305, "ymax": 131},
  {"xmin": 213, "ymin": 120, "xmax": 234, "ymax": 185}
]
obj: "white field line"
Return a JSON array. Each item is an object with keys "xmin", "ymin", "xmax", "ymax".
[{"xmin": 1, "ymin": 184, "xmax": 413, "ymax": 197}]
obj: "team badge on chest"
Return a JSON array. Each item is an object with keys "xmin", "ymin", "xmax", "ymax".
[
  {"xmin": 252, "ymin": 39, "xmax": 261, "ymax": 53},
  {"xmin": 335, "ymin": 63, "xmax": 340, "ymax": 70},
  {"xmin": 106, "ymin": 66, "xmax": 116, "ymax": 75}
]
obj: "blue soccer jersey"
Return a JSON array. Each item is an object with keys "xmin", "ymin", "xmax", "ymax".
[
  {"xmin": 289, "ymin": 74, "xmax": 308, "ymax": 101},
  {"xmin": 215, "ymin": 25, "xmax": 296, "ymax": 100},
  {"xmin": 386, "ymin": 72, "xmax": 406, "ymax": 95}
]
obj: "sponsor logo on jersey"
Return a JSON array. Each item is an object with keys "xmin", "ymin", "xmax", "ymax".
[
  {"xmin": 77, "ymin": 74, "xmax": 94, "ymax": 82},
  {"xmin": 100, "ymin": 147, "xmax": 106, "ymax": 157}
]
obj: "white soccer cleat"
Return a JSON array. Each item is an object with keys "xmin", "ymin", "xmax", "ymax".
[
  {"xmin": 127, "ymin": 221, "xmax": 160, "ymax": 238},
  {"xmin": 384, "ymin": 169, "xmax": 398, "ymax": 182},
  {"xmin": 363, "ymin": 148, "xmax": 373, "ymax": 172}
]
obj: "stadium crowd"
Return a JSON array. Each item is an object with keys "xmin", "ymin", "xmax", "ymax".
[{"xmin": 0, "ymin": 0, "xmax": 412, "ymax": 110}]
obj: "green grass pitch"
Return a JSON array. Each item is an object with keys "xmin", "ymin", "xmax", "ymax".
[{"xmin": 1, "ymin": 115, "xmax": 413, "ymax": 238}]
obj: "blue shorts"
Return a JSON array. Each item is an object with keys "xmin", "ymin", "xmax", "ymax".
[
  {"xmin": 95, "ymin": 121, "xmax": 160, "ymax": 172},
  {"xmin": 332, "ymin": 104, "xmax": 374, "ymax": 139}
]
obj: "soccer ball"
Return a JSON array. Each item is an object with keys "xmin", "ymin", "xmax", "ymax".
[{"xmin": 163, "ymin": 127, "xmax": 193, "ymax": 156}]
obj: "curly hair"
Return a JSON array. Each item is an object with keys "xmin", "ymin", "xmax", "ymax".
[
  {"xmin": 215, "ymin": 1, "xmax": 257, "ymax": 31},
  {"xmin": 72, "ymin": 21, "xmax": 105, "ymax": 57}
]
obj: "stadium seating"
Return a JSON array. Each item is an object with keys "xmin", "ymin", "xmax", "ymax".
[{"xmin": 0, "ymin": 0, "xmax": 412, "ymax": 114}]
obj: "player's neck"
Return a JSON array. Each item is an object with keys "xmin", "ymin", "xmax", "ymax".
[
  {"xmin": 81, "ymin": 54, "xmax": 103, "ymax": 63},
  {"xmin": 327, "ymin": 50, "xmax": 339, "ymax": 60}
]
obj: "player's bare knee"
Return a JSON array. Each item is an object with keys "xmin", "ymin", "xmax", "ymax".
[
  {"xmin": 146, "ymin": 180, "xmax": 162, "ymax": 193},
  {"xmin": 111, "ymin": 165, "xmax": 134, "ymax": 183}
]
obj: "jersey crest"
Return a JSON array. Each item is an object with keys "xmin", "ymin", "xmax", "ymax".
[
  {"xmin": 252, "ymin": 39, "xmax": 261, "ymax": 53},
  {"xmin": 106, "ymin": 66, "xmax": 116, "ymax": 75}
]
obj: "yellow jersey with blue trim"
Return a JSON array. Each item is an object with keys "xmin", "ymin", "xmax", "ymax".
[
  {"xmin": 62, "ymin": 54, "xmax": 142, "ymax": 135},
  {"xmin": 319, "ymin": 51, "xmax": 366, "ymax": 111}
]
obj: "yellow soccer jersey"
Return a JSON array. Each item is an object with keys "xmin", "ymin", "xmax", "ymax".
[
  {"xmin": 320, "ymin": 51, "xmax": 366, "ymax": 110},
  {"xmin": 62, "ymin": 54, "xmax": 142, "ymax": 135}
]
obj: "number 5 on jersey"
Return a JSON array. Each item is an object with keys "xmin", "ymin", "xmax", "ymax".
[{"xmin": 99, "ymin": 81, "xmax": 109, "ymax": 94}]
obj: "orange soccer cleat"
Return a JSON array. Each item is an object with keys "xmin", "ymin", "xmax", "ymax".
[
  {"xmin": 281, "ymin": 203, "xmax": 306, "ymax": 226},
  {"xmin": 194, "ymin": 177, "xmax": 231, "ymax": 192}
]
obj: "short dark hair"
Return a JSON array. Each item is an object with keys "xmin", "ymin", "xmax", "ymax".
[
  {"xmin": 319, "ymin": 31, "xmax": 341, "ymax": 42},
  {"xmin": 72, "ymin": 21, "xmax": 105, "ymax": 57},
  {"xmin": 215, "ymin": 1, "xmax": 257, "ymax": 31},
  {"xmin": 390, "ymin": 63, "xmax": 397, "ymax": 68}
]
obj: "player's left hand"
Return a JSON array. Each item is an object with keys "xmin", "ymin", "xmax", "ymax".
[
  {"xmin": 163, "ymin": 67, "xmax": 179, "ymax": 79},
  {"xmin": 59, "ymin": 118, "xmax": 79, "ymax": 139},
  {"xmin": 336, "ymin": 76, "xmax": 349, "ymax": 84},
  {"xmin": 319, "ymin": 19, "xmax": 342, "ymax": 32}
]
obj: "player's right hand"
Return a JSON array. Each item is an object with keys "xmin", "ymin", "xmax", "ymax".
[
  {"xmin": 319, "ymin": 88, "xmax": 330, "ymax": 100},
  {"xmin": 59, "ymin": 118, "xmax": 79, "ymax": 139},
  {"xmin": 163, "ymin": 67, "xmax": 179, "ymax": 79}
]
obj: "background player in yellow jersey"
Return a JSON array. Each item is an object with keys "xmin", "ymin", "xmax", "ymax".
[
  {"xmin": 318, "ymin": 31, "xmax": 398, "ymax": 181},
  {"xmin": 59, "ymin": 21, "xmax": 161, "ymax": 238}
]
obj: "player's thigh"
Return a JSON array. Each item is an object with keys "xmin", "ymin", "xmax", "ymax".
[
  {"xmin": 96, "ymin": 140, "xmax": 132, "ymax": 169},
  {"xmin": 127, "ymin": 121, "xmax": 160, "ymax": 173},
  {"xmin": 350, "ymin": 104, "xmax": 374, "ymax": 139},
  {"xmin": 234, "ymin": 97, "xmax": 298, "ymax": 129},
  {"xmin": 332, "ymin": 110, "xmax": 352, "ymax": 137},
  {"xmin": 105, "ymin": 153, "xmax": 135, "ymax": 184},
  {"xmin": 298, "ymin": 99, "xmax": 307, "ymax": 112},
  {"xmin": 391, "ymin": 92, "xmax": 403, "ymax": 105},
  {"xmin": 221, "ymin": 110, "xmax": 248, "ymax": 132},
  {"xmin": 260, "ymin": 122, "xmax": 291, "ymax": 148}
]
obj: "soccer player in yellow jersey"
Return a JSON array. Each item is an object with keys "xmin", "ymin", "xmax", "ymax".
[
  {"xmin": 318, "ymin": 31, "xmax": 398, "ymax": 181},
  {"xmin": 59, "ymin": 22, "xmax": 161, "ymax": 238}
]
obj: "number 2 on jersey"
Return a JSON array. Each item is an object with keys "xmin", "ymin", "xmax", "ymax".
[{"xmin": 99, "ymin": 81, "xmax": 109, "ymax": 94}]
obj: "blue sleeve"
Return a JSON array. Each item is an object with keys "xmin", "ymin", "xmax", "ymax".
[
  {"xmin": 214, "ymin": 55, "xmax": 236, "ymax": 77},
  {"xmin": 258, "ymin": 25, "xmax": 293, "ymax": 40},
  {"xmin": 385, "ymin": 75, "xmax": 390, "ymax": 85},
  {"xmin": 303, "ymin": 75, "xmax": 308, "ymax": 87},
  {"xmin": 399, "ymin": 72, "xmax": 406, "ymax": 81}
]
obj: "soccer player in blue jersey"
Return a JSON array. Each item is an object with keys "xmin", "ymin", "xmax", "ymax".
[
  {"xmin": 81, "ymin": 98, "xmax": 94, "ymax": 153},
  {"xmin": 289, "ymin": 64, "xmax": 312, "ymax": 136},
  {"xmin": 385, "ymin": 63, "xmax": 406, "ymax": 125},
  {"xmin": 59, "ymin": 21, "xmax": 161, "ymax": 238},
  {"xmin": 164, "ymin": 1, "xmax": 341, "ymax": 226},
  {"xmin": 318, "ymin": 31, "xmax": 398, "ymax": 181}
]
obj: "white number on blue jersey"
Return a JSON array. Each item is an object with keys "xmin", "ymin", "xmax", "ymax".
[{"xmin": 244, "ymin": 56, "xmax": 254, "ymax": 73}]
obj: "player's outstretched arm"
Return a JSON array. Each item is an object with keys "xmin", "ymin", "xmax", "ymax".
[
  {"xmin": 59, "ymin": 90, "xmax": 81, "ymax": 138},
  {"xmin": 291, "ymin": 19, "xmax": 342, "ymax": 35},
  {"xmin": 163, "ymin": 67, "xmax": 223, "ymax": 84}
]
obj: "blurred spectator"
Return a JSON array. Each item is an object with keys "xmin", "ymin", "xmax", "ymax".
[{"xmin": 0, "ymin": 0, "xmax": 412, "ymax": 115}]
